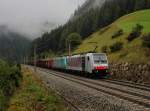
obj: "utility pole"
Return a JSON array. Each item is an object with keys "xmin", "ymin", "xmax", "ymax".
[
  {"xmin": 34, "ymin": 45, "xmax": 37, "ymax": 72},
  {"xmin": 69, "ymin": 41, "xmax": 71, "ymax": 56},
  {"xmin": 66, "ymin": 39, "xmax": 68, "ymax": 53},
  {"xmin": 66, "ymin": 39, "xmax": 71, "ymax": 56}
]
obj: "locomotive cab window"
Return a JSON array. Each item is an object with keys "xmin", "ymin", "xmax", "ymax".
[{"xmin": 93, "ymin": 54, "xmax": 107, "ymax": 64}]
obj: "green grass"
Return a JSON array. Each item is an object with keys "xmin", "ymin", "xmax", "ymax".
[
  {"xmin": 116, "ymin": 9, "xmax": 150, "ymax": 33},
  {"xmin": 8, "ymin": 67, "xmax": 69, "ymax": 111},
  {"xmin": 74, "ymin": 9, "xmax": 150, "ymax": 63}
]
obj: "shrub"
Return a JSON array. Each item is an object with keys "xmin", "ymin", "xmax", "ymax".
[
  {"xmin": 0, "ymin": 90, "xmax": 6, "ymax": 111},
  {"xmin": 142, "ymin": 33, "xmax": 150, "ymax": 48},
  {"xmin": 112, "ymin": 29, "xmax": 123, "ymax": 39},
  {"xmin": 0, "ymin": 59, "xmax": 22, "ymax": 110},
  {"xmin": 67, "ymin": 32, "xmax": 82, "ymax": 49},
  {"xmin": 101, "ymin": 46, "xmax": 109, "ymax": 53},
  {"xmin": 110, "ymin": 42, "xmax": 123, "ymax": 52},
  {"xmin": 127, "ymin": 24, "xmax": 143, "ymax": 41}
]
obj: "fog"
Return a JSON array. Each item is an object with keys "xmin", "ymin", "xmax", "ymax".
[
  {"xmin": 93, "ymin": 0, "xmax": 106, "ymax": 7},
  {"xmin": 0, "ymin": 0, "xmax": 85, "ymax": 39}
]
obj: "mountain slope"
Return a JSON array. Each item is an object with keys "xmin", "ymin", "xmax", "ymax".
[
  {"xmin": 73, "ymin": 0, "xmax": 106, "ymax": 17},
  {"xmin": 74, "ymin": 9, "xmax": 150, "ymax": 63},
  {"xmin": 0, "ymin": 26, "xmax": 31, "ymax": 62},
  {"xmin": 32, "ymin": 0, "xmax": 150, "ymax": 55}
]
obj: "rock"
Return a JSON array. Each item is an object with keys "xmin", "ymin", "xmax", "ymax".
[{"xmin": 111, "ymin": 62, "xmax": 150, "ymax": 83}]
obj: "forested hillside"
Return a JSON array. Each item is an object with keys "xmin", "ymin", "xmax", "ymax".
[
  {"xmin": 75, "ymin": 9, "xmax": 150, "ymax": 63},
  {"xmin": 72, "ymin": 0, "xmax": 106, "ymax": 18},
  {"xmin": 0, "ymin": 26, "xmax": 31, "ymax": 62},
  {"xmin": 31, "ymin": 0, "xmax": 150, "ymax": 58}
]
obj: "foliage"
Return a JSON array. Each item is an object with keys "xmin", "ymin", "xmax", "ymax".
[
  {"xmin": 110, "ymin": 42, "xmax": 123, "ymax": 53},
  {"xmin": 112, "ymin": 29, "xmax": 123, "ymax": 39},
  {"xmin": 31, "ymin": 0, "xmax": 150, "ymax": 56},
  {"xmin": 0, "ymin": 89, "xmax": 6, "ymax": 111},
  {"xmin": 142, "ymin": 33, "xmax": 150, "ymax": 48},
  {"xmin": 75, "ymin": 10, "xmax": 150, "ymax": 63},
  {"xmin": 101, "ymin": 46, "xmax": 109, "ymax": 53},
  {"xmin": 127, "ymin": 24, "xmax": 143, "ymax": 41},
  {"xmin": 39, "ymin": 50, "xmax": 53, "ymax": 59},
  {"xmin": 0, "ymin": 27, "xmax": 31, "ymax": 62},
  {"xmin": 0, "ymin": 59, "xmax": 22, "ymax": 111},
  {"xmin": 67, "ymin": 33, "xmax": 82, "ymax": 49},
  {"xmin": 8, "ymin": 68, "xmax": 68, "ymax": 111}
]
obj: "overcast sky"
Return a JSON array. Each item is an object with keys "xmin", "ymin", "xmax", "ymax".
[{"xmin": 0, "ymin": 0, "xmax": 85, "ymax": 39}]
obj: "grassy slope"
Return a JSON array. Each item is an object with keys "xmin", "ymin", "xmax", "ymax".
[
  {"xmin": 74, "ymin": 9, "xmax": 150, "ymax": 63},
  {"xmin": 8, "ymin": 67, "xmax": 68, "ymax": 111}
]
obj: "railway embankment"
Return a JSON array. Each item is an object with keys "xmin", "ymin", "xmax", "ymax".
[
  {"xmin": 8, "ymin": 66, "xmax": 69, "ymax": 111},
  {"xmin": 29, "ymin": 66, "xmax": 150, "ymax": 111},
  {"xmin": 110, "ymin": 63, "xmax": 150, "ymax": 83}
]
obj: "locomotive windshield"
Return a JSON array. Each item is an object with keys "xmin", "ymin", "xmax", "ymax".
[{"xmin": 93, "ymin": 54, "xmax": 107, "ymax": 64}]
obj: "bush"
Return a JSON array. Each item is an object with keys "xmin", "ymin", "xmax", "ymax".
[
  {"xmin": 110, "ymin": 42, "xmax": 123, "ymax": 52},
  {"xmin": 101, "ymin": 46, "xmax": 109, "ymax": 53},
  {"xmin": 67, "ymin": 33, "xmax": 82, "ymax": 49},
  {"xmin": 127, "ymin": 24, "xmax": 143, "ymax": 41},
  {"xmin": 142, "ymin": 33, "xmax": 150, "ymax": 48},
  {"xmin": 0, "ymin": 90, "xmax": 6, "ymax": 111},
  {"xmin": 112, "ymin": 29, "xmax": 123, "ymax": 39},
  {"xmin": 0, "ymin": 59, "xmax": 22, "ymax": 110}
]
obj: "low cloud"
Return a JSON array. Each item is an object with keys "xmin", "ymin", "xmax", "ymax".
[{"xmin": 0, "ymin": 0, "xmax": 85, "ymax": 39}]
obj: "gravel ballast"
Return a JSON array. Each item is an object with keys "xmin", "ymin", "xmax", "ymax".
[{"xmin": 29, "ymin": 67, "xmax": 150, "ymax": 111}]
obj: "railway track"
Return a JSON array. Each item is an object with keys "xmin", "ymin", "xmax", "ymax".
[
  {"xmin": 104, "ymin": 79, "xmax": 150, "ymax": 92},
  {"xmin": 108, "ymin": 79, "xmax": 150, "ymax": 88},
  {"xmin": 42, "ymin": 68, "xmax": 150, "ymax": 93},
  {"xmin": 38, "ymin": 68, "xmax": 150, "ymax": 109},
  {"xmin": 110, "ymin": 79, "xmax": 150, "ymax": 88},
  {"xmin": 27, "ymin": 66, "xmax": 81, "ymax": 111},
  {"xmin": 47, "ymin": 69, "xmax": 150, "ymax": 100},
  {"xmin": 50, "ymin": 88, "xmax": 81, "ymax": 111}
]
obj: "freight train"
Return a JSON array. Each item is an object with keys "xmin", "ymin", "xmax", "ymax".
[{"xmin": 29, "ymin": 53, "xmax": 110, "ymax": 78}]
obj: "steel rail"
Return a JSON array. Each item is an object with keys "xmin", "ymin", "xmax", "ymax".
[{"xmin": 39, "ymin": 68, "xmax": 150, "ymax": 108}]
